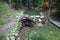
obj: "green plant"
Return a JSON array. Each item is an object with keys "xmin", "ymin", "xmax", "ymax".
[
  {"xmin": 0, "ymin": 2, "xmax": 11, "ymax": 25},
  {"xmin": 22, "ymin": 23, "xmax": 60, "ymax": 40},
  {"xmin": 51, "ymin": 0, "xmax": 60, "ymax": 21},
  {"xmin": 0, "ymin": 34, "xmax": 6, "ymax": 40},
  {"xmin": 23, "ymin": 29, "xmax": 48, "ymax": 40}
]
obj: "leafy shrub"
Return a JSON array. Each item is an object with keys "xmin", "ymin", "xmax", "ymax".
[
  {"xmin": 52, "ymin": 11, "xmax": 60, "ymax": 21},
  {"xmin": 51, "ymin": 0, "xmax": 60, "ymax": 21}
]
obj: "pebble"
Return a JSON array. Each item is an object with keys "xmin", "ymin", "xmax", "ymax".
[
  {"xmin": 38, "ymin": 19, "xmax": 42, "ymax": 22},
  {"xmin": 40, "ymin": 16, "xmax": 44, "ymax": 18}
]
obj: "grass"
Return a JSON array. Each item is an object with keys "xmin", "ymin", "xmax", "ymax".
[
  {"xmin": 51, "ymin": 8, "xmax": 60, "ymax": 22},
  {"xmin": 23, "ymin": 23, "xmax": 60, "ymax": 40},
  {"xmin": 5, "ymin": 10, "xmax": 23, "ymax": 36},
  {"xmin": 19, "ymin": 10, "xmax": 60, "ymax": 40},
  {"xmin": 42, "ymin": 23, "xmax": 60, "ymax": 40},
  {"xmin": 0, "ymin": 4, "xmax": 60, "ymax": 40},
  {"xmin": 0, "ymin": 2, "xmax": 12, "ymax": 25},
  {"xmin": 0, "ymin": 2, "xmax": 21, "ymax": 26},
  {"xmin": 0, "ymin": 33, "xmax": 6, "ymax": 40}
]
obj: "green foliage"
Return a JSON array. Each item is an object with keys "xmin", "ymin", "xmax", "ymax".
[
  {"xmin": 11, "ymin": 0, "xmax": 20, "ymax": 10},
  {"xmin": 56, "ymin": 0, "xmax": 60, "ymax": 10},
  {"xmin": 0, "ymin": 2, "xmax": 11, "ymax": 25},
  {"xmin": 29, "ymin": 31, "xmax": 47, "ymax": 40},
  {"xmin": 0, "ymin": 34, "xmax": 6, "ymax": 40},
  {"xmin": 52, "ymin": 11, "xmax": 60, "ymax": 21},
  {"xmin": 22, "ymin": 23, "xmax": 60, "ymax": 40},
  {"xmin": 23, "ymin": 29, "xmax": 48, "ymax": 40},
  {"xmin": 52, "ymin": 0, "xmax": 60, "ymax": 21},
  {"xmin": 3, "ymin": 0, "xmax": 43, "ymax": 10}
]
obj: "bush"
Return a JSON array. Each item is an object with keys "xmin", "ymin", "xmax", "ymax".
[
  {"xmin": 51, "ymin": 0, "xmax": 60, "ymax": 21},
  {"xmin": 52, "ymin": 11, "xmax": 60, "ymax": 21},
  {"xmin": 51, "ymin": 8, "xmax": 60, "ymax": 21}
]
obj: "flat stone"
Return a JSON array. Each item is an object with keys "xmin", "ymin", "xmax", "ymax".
[
  {"xmin": 38, "ymin": 23, "xmax": 43, "ymax": 27},
  {"xmin": 40, "ymin": 16, "xmax": 44, "ymax": 18},
  {"xmin": 38, "ymin": 19, "xmax": 42, "ymax": 22}
]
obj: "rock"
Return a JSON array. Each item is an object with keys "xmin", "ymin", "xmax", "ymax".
[
  {"xmin": 6, "ymin": 36, "xmax": 10, "ymax": 40},
  {"xmin": 12, "ymin": 33, "xmax": 14, "ymax": 35},
  {"xmin": 35, "ymin": 15, "xmax": 40, "ymax": 17},
  {"xmin": 10, "ymin": 36, "xmax": 15, "ymax": 40},
  {"xmin": 17, "ymin": 37, "xmax": 20, "ymax": 40},
  {"xmin": 40, "ymin": 12, "xmax": 44, "ymax": 16},
  {"xmin": 31, "ymin": 16, "xmax": 34, "ymax": 18},
  {"xmin": 40, "ymin": 16, "xmax": 44, "ymax": 19},
  {"xmin": 38, "ymin": 19, "xmax": 42, "ymax": 22}
]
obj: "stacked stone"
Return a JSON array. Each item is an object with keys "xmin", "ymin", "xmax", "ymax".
[
  {"xmin": 30, "ymin": 12, "xmax": 45, "ymax": 29},
  {"xmin": 6, "ymin": 11, "xmax": 25, "ymax": 40}
]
